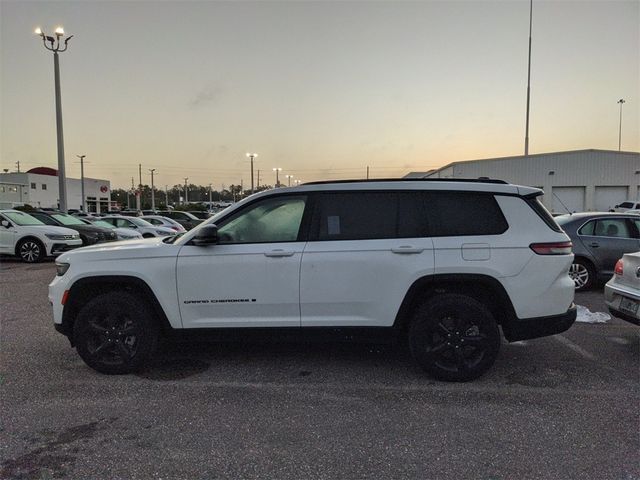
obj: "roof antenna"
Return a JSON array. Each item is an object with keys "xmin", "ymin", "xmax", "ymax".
[{"xmin": 552, "ymin": 192, "xmax": 572, "ymax": 215}]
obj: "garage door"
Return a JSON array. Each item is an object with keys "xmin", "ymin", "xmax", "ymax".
[
  {"xmin": 552, "ymin": 186, "xmax": 585, "ymax": 213},
  {"xmin": 594, "ymin": 186, "xmax": 629, "ymax": 212}
]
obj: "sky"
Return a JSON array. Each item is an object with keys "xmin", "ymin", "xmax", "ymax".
[{"xmin": 1, "ymin": 0, "xmax": 638, "ymax": 190}]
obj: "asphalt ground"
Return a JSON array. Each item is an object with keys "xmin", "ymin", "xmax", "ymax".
[{"xmin": 1, "ymin": 258, "xmax": 638, "ymax": 480}]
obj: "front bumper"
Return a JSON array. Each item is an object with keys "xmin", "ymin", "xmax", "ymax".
[
  {"xmin": 503, "ymin": 304, "xmax": 577, "ymax": 342},
  {"xmin": 49, "ymin": 239, "xmax": 83, "ymax": 255}
]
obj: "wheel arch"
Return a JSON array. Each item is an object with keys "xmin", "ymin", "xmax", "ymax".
[
  {"xmin": 14, "ymin": 235, "xmax": 45, "ymax": 256},
  {"xmin": 393, "ymin": 274, "xmax": 517, "ymax": 334},
  {"xmin": 61, "ymin": 275, "xmax": 173, "ymax": 342}
]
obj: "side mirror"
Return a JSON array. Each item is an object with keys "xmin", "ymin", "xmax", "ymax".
[
  {"xmin": 1, "ymin": 220, "xmax": 10, "ymax": 228},
  {"xmin": 192, "ymin": 224, "xmax": 218, "ymax": 246}
]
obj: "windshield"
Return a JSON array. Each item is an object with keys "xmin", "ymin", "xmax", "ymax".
[
  {"xmin": 51, "ymin": 213, "xmax": 86, "ymax": 226},
  {"xmin": 3, "ymin": 211, "xmax": 45, "ymax": 226}
]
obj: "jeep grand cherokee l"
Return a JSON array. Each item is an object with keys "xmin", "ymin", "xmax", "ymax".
[{"xmin": 49, "ymin": 179, "xmax": 576, "ymax": 381}]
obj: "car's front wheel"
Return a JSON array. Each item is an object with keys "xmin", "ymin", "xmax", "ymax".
[
  {"xmin": 17, "ymin": 238, "xmax": 45, "ymax": 263},
  {"xmin": 409, "ymin": 294, "xmax": 501, "ymax": 382},
  {"xmin": 73, "ymin": 291, "xmax": 159, "ymax": 374}
]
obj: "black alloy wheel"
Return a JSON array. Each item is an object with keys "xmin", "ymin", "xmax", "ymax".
[
  {"xmin": 17, "ymin": 238, "xmax": 45, "ymax": 263},
  {"xmin": 409, "ymin": 294, "xmax": 501, "ymax": 382},
  {"xmin": 73, "ymin": 291, "xmax": 159, "ymax": 374}
]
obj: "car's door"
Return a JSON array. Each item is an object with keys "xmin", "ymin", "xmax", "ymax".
[
  {"xmin": 300, "ymin": 191, "xmax": 434, "ymax": 327},
  {"xmin": 580, "ymin": 218, "xmax": 640, "ymax": 275},
  {"xmin": 177, "ymin": 194, "xmax": 310, "ymax": 328},
  {"xmin": 0, "ymin": 214, "xmax": 17, "ymax": 254}
]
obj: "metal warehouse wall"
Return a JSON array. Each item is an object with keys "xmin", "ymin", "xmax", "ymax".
[{"xmin": 427, "ymin": 150, "xmax": 640, "ymax": 213}]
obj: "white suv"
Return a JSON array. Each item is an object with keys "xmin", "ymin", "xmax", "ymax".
[
  {"xmin": 0, "ymin": 209, "xmax": 82, "ymax": 263},
  {"xmin": 49, "ymin": 179, "xmax": 576, "ymax": 381}
]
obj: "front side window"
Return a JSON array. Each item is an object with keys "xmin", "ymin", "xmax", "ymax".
[{"xmin": 217, "ymin": 195, "xmax": 307, "ymax": 244}]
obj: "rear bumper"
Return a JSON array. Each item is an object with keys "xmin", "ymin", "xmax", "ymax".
[{"xmin": 504, "ymin": 304, "xmax": 577, "ymax": 342}]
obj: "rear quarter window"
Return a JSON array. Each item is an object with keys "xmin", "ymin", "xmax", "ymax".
[{"xmin": 425, "ymin": 191, "xmax": 508, "ymax": 236}]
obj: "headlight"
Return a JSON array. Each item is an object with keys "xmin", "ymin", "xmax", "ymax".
[
  {"xmin": 45, "ymin": 233, "xmax": 80, "ymax": 240},
  {"xmin": 55, "ymin": 262, "xmax": 70, "ymax": 276}
]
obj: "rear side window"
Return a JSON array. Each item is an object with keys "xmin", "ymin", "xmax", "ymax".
[{"xmin": 425, "ymin": 192, "xmax": 508, "ymax": 236}]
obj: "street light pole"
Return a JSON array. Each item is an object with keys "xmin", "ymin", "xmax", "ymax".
[
  {"xmin": 76, "ymin": 155, "xmax": 86, "ymax": 212},
  {"xmin": 286, "ymin": 174, "xmax": 293, "ymax": 187},
  {"xmin": 184, "ymin": 178, "xmax": 189, "ymax": 204},
  {"xmin": 617, "ymin": 98, "xmax": 625, "ymax": 151},
  {"xmin": 149, "ymin": 169, "xmax": 156, "ymax": 211},
  {"xmin": 524, "ymin": 0, "xmax": 533, "ymax": 156},
  {"xmin": 247, "ymin": 153, "xmax": 258, "ymax": 194},
  {"xmin": 273, "ymin": 167, "xmax": 282, "ymax": 187},
  {"xmin": 35, "ymin": 26, "xmax": 73, "ymax": 211},
  {"xmin": 165, "ymin": 185, "xmax": 169, "ymax": 208}
]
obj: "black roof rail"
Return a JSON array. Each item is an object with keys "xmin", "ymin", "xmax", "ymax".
[{"xmin": 302, "ymin": 177, "xmax": 508, "ymax": 185}]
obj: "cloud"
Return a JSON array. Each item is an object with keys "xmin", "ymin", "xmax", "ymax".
[{"xmin": 189, "ymin": 84, "xmax": 223, "ymax": 108}]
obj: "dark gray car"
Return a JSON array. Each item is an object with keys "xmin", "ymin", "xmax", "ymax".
[{"xmin": 556, "ymin": 212, "xmax": 640, "ymax": 291}]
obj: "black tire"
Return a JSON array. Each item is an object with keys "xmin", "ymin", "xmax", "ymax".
[
  {"xmin": 569, "ymin": 258, "xmax": 595, "ymax": 291},
  {"xmin": 409, "ymin": 294, "xmax": 501, "ymax": 382},
  {"xmin": 73, "ymin": 291, "xmax": 159, "ymax": 374},
  {"xmin": 16, "ymin": 237, "xmax": 45, "ymax": 263}
]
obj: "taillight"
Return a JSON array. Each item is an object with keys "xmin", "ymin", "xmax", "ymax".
[
  {"xmin": 61, "ymin": 290, "xmax": 70, "ymax": 305},
  {"xmin": 530, "ymin": 241, "xmax": 573, "ymax": 255},
  {"xmin": 614, "ymin": 259, "xmax": 624, "ymax": 276}
]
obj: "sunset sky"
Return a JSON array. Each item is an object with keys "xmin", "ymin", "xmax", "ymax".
[{"xmin": 1, "ymin": 0, "xmax": 638, "ymax": 190}]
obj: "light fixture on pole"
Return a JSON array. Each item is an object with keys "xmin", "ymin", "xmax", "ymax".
[
  {"xmin": 285, "ymin": 174, "xmax": 294, "ymax": 187},
  {"xmin": 617, "ymin": 98, "xmax": 625, "ymax": 151},
  {"xmin": 35, "ymin": 26, "xmax": 74, "ymax": 211},
  {"xmin": 246, "ymin": 153, "xmax": 258, "ymax": 194},
  {"xmin": 294, "ymin": 179, "xmax": 302, "ymax": 186},
  {"xmin": 76, "ymin": 155, "xmax": 86, "ymax": 212},
  {"xmin": 273, "ymin": 167, "xmax": 282, "ymax": 187},
  {"xmin": 149, "ymin": 169, "xmax": 156, "ymax": 211}
]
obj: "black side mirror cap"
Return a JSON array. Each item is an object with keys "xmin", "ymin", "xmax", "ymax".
[{"xmin": 191, "ymin": 224, "xmax": 218, "ymax": 246}]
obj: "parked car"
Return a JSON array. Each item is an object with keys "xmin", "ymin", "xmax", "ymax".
[
  {"xmin": 609, "ymin": 201, "xmax": 640, "ymax": 212},
  {"xmin": 29, "ymin": 211, "xmax": 118, "ymax": 246},
  {"xmin": 81, "ymin": 218, "xmax": 144, "ymax": 240},
  {"xmin": 556, "ymin": 213, "xmax": 640, "ymax": 291},
  {"xmin": 140, "ymin": 215, "xmax": 186, "ymax": 232},
  {"xmin": 51, "ymin": 179, "xmax": 576, "ymax": 381},
  {"xmin": 605, "ymin": 251, "xmax": 640, "ymax": 324},
  {"xmin": 156, "ymin": 210, "xmax": 203, "ymax": 230},
  {"xmin": 0, "ymin": 209, "xmax": 82, "ymax": 263},
  {"xmin": 99, "ymin": 216, "xmax": 176, "ymax": 237}
]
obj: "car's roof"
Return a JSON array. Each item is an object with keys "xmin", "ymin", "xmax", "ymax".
[{"xmin": 555, "ymin": 212, "xmax": 640, "ymax": 222}]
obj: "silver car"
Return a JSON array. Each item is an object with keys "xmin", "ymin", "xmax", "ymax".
[{"xmin": 605, "ymin": 251, "xmax": 640, "ymax": 324}]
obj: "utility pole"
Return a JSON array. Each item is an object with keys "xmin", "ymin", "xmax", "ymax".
[
  {"xmin": 76, "ymin": 155, "xmax": 86, "ymax": 211},
  {"xmin": 618, "ymin": 98, "xmax": 626, "ymax": 151},
  {"xmin": 184, "ymin": 177, "xmax": 189, "ymax": 204},
  {"xmin": 247, "ymin": 153, "xmax": 258, "ymax": 194},
  {"xmin": 524, "ymin": 0, "xmax": 533, "ymax": 156},
  {"xmin": 15, "ymin": 161, "xmax": 20, "ymax": 173},
  {"xmin": 149, "ymin": 168, "xmax": 156, "ymax": 211},
  {"xmin": 35, "ymin": 26, "xmax": 73, "ymax": 211}
]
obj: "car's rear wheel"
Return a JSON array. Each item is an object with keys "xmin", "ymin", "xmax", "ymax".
[
  {"xmin": 569, "ymin": 258, "xmax": 594, "ymax": 291},
  {"xmin": 17, "ymin": 238, "xmax": 45, "ymax": 263},
  {"xmin": 409, "ymin": 294, "xmax": 501, "ymax": 382},
  {"xmin": 73, "ymin": 291, "xmax": 159, "ymax": 374}
]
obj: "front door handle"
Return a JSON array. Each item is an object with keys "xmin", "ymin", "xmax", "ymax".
[
  {"xmin": 391, "ymin": 246, "xmax": 424, "ymax": 254},
  {"xmin": 264, "ymin": 249, "xmax": 295, "ymax": 257},
  {"xmin": 590, "ymin": 242, "xmax": 599, "ymax": 248}
]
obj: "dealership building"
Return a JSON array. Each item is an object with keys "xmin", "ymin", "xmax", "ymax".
[
  {"xmin": 405, "ymin": 149, "xmax": 640, "ymax": 213},
  {"xmin": 0, "ymin": 167, "xmax": 112, "ymax": 212}
]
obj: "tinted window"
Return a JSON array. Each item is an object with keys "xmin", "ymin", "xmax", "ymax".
[
  {"xmin": 578, "ymin": 220, "xmax": 595, "ymax": 236},
  {"xmin": 314, "ymin": 192, "xmax": 398, "ymax": 241},
  {"xmin": 593, "ymin": 219, "xmax": 632, "ymax": 238},
  {"xmin": 425, "ymin": 192, "xmax": 508, "ymax": 236},
  {"xmin": 217, "ymin": 195, "xmax": 307, "ymax": 244}
]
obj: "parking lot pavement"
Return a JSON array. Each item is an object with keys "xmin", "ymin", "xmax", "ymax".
[{"xmin": 1, "ymin": 260, "xmax": 638, "ymax": 480}]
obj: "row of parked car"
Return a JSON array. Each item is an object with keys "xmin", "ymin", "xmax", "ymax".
[{"xmin": 0, "ymin": 208, "xmax": 214, "ymax": 263}]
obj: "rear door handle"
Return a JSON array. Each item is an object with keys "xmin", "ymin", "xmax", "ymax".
[
  {"xmin": 264, "ymin": 249, "xmax": 295, "ymax": 257},
  {"xmin": 391, "ymin": 246, "xmax": 424, "ymax": 254},
  {"xmin": 589, "ymin": 242, "xmax": 599, "ymax": 248}
]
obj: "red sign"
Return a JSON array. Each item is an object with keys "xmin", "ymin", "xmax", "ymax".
[{"xmin": 100, "ymin": 185, "xmax": 109, "ymax": 193}]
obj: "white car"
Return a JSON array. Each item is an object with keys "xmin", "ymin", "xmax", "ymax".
[
  {"xmin": 0, "ymin": 209, "xmax": 82, "ymax": 263},
  {"xmin": 605, "ymin": 251, "xmax": 640, "ymax": 324},
  {"xmin": 50, "ymin": 179, "xmax": 576, "ymax": 381},
  {"xmin": 99, "ymin": 216, "xmax": 176, "ymax": 238},
  {"xmin": 140, "ymin": 215, "xmax": 186, "ymax": 233},
  {"xmin": 81, "ymin": 218, "xmax": 144, "ymax": 241},
  {"xmin": 610, "ymin": 201, "xmax": 640, "ymax": 212}
]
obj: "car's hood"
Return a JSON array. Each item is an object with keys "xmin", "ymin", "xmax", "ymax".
[
  {"xmin": 63, "ymin": 224, "xmax": 115, "ymax": 235},
  {"xmin": 57, "ymin": 237, "xmax": 178, "ymax": 263},
  {"xmin": 24, "ymin": 225, "xmax": 79, "ymax": 236}
]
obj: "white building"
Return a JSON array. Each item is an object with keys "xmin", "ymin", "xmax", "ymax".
[
  {"xmin": 0, "ymin": 167, "xmax": 112, "ymax": 212},
  {"xmin": 405, "ymin": 149, "xmax": 640, "ymax": 213}
]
